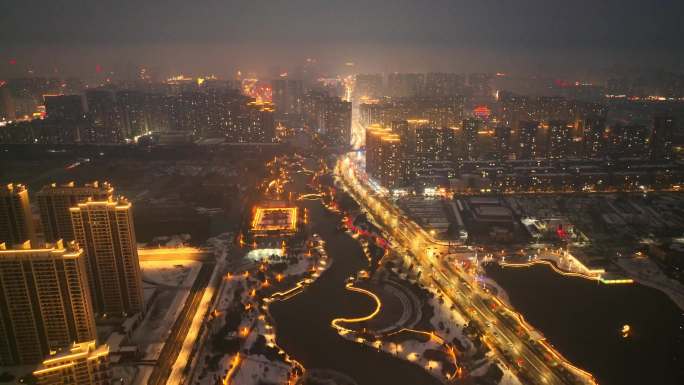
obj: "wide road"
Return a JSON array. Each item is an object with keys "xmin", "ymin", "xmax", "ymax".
[
  {"xmin": 147, "ymin": 262, "xmax": 215, "ymax": 385},
  {"xmin": 337, "ymin": 155, "xmax": 594, "ymax": 385}
]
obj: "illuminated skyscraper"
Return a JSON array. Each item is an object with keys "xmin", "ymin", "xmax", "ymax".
[
  {"xmin": 548, "ymin": 120, "xmax": 571, "ymax": 159},
  {"xmin": 271, "ymin": 78, "xmax": 303, "ymax": 117},
  {"xmin": 115, "ymin": 90, "xmax": 148, "ymax": 139},
  {"xmin": 37, "ymin": 182, "xmax": 114, "ymax": 243},
  {"xmin": 33, "ymin": 341, "xmax": 111, "ymax": 385},
  {"xmin": 651, "ymin": 116, "xmax": 675, "ymax": 161},
  {"xmin": 462, "ymin": 118, "xmax": 481, "ymax": 161},
  {"xmin": 619, "ymin": 124, "xmax": 648, "ymax": 158},
  {"xmin": 0, "ymin": 183, "xmax": 36, "ymax": 245},
  {"xmin": 239, "ymin": 101, "xmax": 275, "ymax": 143},
  {"xmin": 518, "ymin": 121, "xmax": 539, "ymax": 160},
  {"xmin": 0, "ymin": 241, "xmax": 96, "ymax": 365},
  {"xmin": 494, "ymin": 125, "xmax": 511, "ymax": 160},
  {"xmin": 365, "ymin": 125, "xmax": 403, "ymax": 189},
  {"xmin": 317, "ymin": 97, "xmax": 352, "ymax": 146},
  {"xmin": 85, "ymin": 89, "xmax": 122, "ymax": 143},
  {"xmin": 583, "ymin": 116, "xmax": 606, "ymax": 159},
  {"xmin": 70, "ymin": 198, "xmax": 144, "ymax": 317}
]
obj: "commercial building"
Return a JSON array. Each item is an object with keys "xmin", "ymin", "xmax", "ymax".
[
  {"xmin": 70, "ymin": 198, "xmax": 145, "ymax": 317},
  {"xmin": 0, "ymin": 241, "xmax": 96, "ymax": 365},
  {"xmin": 33, "ymin": 341, "xmax": 111, "ymax": 385},
  {"xmin": 37, "ymin": 182, "xmax": 114, "ymax": 243},
  {"xmin": 0, "ymin": 183, "xmax": 36, "ymax": 245}
]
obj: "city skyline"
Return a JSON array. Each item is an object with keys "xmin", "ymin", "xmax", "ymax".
[
  {"xmin": 1, "ymin": 2, "xmax": 683, "ymax": 385},
  {"xmin": 2, "ymin": 1, "xmax": 684, "ymax": 79}
]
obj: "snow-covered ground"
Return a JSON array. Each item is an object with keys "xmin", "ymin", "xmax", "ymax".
[
  {"xmin": 229, "ymin": 354, "xmax": 291, "ymax": 385},
  {"xmin": 131, "ymin": 260, "xmax": 203, "ymax": 357},
  {"xmin": 498, "ymin": 367, "xmax": 524, "ymax": 385},
  {"xmin": 165, "ymin": 233, "xmax": 229, "ymax": 385},
  {"xmin": 427, "ymin": 292, "xmax": 473, "ymax": 353},
  {"xmin": 615, "ymin": 256, "xmax": 684, "ymax": 310},
  {"xmin": 147, "ymin": 233, "xmax": 192, "ymax": 247},
  {"xmin": 191, "ymin": 237, "xmax": 328, "ymax": 385},
  {"xmin": 141, "ymin": 260, "xmax": 202, "ymax": 287}
]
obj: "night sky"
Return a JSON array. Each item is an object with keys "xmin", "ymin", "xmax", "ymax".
[{"xmin": 1, "ymin": 0, "xmax": 683, "ymax": 77}]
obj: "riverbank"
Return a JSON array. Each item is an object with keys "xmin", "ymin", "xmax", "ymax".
[{"xmin": 486, "ymin": 263, "xmax": 684, "ymax": 385}]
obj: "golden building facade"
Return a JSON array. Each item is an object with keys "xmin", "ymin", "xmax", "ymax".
[
  {"xmin": 70, "ymin": 198, "xmax": 144, "ymax": 317},
  {"xmin": 37, "ymin": 182, "xmax": 114, "ymax": 243},
  {"xmin": 0, "ymin": 183, "xmax": 36, "ymax": 246},
  {"xmin": 33, "ymin": 341, "xmax": 111, "ymax": 385},
  {"xmin": 0, "ymin": 241, "xmax": 96, "ymax": 365}
]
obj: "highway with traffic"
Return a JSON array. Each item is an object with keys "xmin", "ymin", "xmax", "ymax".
[{"xmin": 336, "ymin": 154, "xmax": 597, "ymax": 385}]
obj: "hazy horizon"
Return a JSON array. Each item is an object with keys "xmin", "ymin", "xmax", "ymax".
[{"xmin": 2, "ymin": 0, "xmax": 683, "ymax": 80}]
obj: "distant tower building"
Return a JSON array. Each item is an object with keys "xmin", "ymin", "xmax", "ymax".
[
  {"xmin": 583, "ymin": 116, "xmax": 606, "ymax": 159},
  {"xmin": 271, "ymin": 78, "xmax": 304, "ymax": 117},
  {"xmin": 517, "ymin": 121, "xmax": 539, "ymax": 160},
  {"xmin": 0, "ymin": 241, "xmax": 97, "ymax": 365},
  {"xmin": 650, "ymin": 116, "xmax": 675, "ymax": 161},
  {"xmin": 240, "ymin": 101, "xmax": 275, "ymax": 143},
  {"xmin": 468, "ymin": 73, "xmax": 493, "ymax": 98},
  {"xmin": 366, "ymin": 125, "xmax": 391, "ymax": 181},
  {"xmin": 45, "ymin": 95, "xmax": 84, "ymax": 121},
  {"xmin": 85, "ymin": 90, "xmax": 122, "ymax": 143},
  {"xmin": 0, "ymin": 183, "xmax": 36, "ymax": 245},
  {"xmin": 354, "ymin": 74, "xmax": 384, "ymax": 100},
  {"xmin": 386, "ymin": 73, "xmax": 424, "ymax": 97},
  {"xmin": 70, "ymin": 198, "xmax": 145, "ymax": 317},
  {"xmin": 37, "ymin": 182, "xmax": 114, "ymax": 243},
  {"xmin": 548, "ymin": 120, "xmax": 571, "ymax": 159},
  {"xmin": 33, "ymin": 341, "xmax": 111, "ymax": 385},
  {"xmin": 365, "ymin": 126, "xmax": 403, "ymax": 189},
  {"xmin": 424, "ymin": 73, "xmax": 465, "ymax": 96},
  {"xmin": 318, "ymin": 97, "xmax": 352, "ymax": 146},
  {"xmin": 494, "ymin": 125, "xmax": 511, "ymax": 160},
  {"xmin": 115, "ymin": 90, "xmax": 148, "ymax": 139},
  {"xmin": 621, "ymin": 124, "xmax": 648, "ymax": 158},
  {"xmin": 462, "ymin": 118, "xmax": 481, "ymax": 161}
]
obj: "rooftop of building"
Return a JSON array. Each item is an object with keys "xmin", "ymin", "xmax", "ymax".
[
  {"xmin": 37, "ymin": 181, "xmax": 114, "ymax": 195},
  {"xmin": 251, "ymin": 206, "xmax": 298, "ymax": 232},
  {"xmin": 69, "ymin": 195, "xmax": 132, "ymax": 210},
  {"xmin": 1, "ymin": 182, "xmax": 28, "ymax": 194},
  {"xmin": 34, "ymin": 340, "xmax": 109, "ymax": 375},
  {"xmin": 0, "ymin": 239, "xmax": 81, "ymax": 256}
]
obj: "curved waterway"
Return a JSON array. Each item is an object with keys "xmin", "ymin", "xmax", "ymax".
[
  {"xmin": 486, "ymin": 263, "xmax": 684, "ymax": 385},
  {"xmin": 270, "ymin": 201, "xmax": 442, "ymax": 385}
]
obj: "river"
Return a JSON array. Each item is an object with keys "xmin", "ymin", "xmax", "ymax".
[
  {"xmin": 486, "ymin": 263, "xmax": 684, "ymax": 385},
  {"xmin": 269, "ymin": 200, "xmax": 442, "ymax": 385}
]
